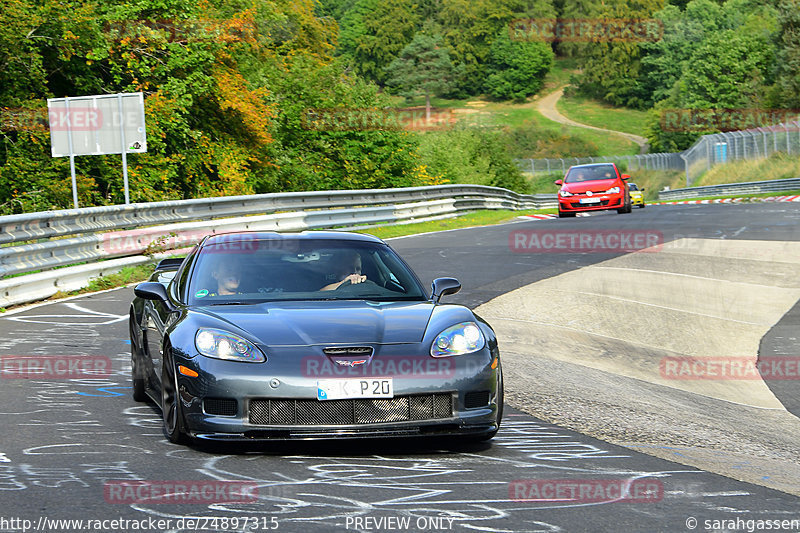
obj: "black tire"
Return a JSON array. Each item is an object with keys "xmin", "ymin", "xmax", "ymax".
[
  {"xmin": 161, "ymin": 349, "xmax": 187, "ymax": 444},
  {"xmin": 640, "ymin": 203, "xmax": 646, "ymax": 209},
  {"xmin": 129, "ymin": 314, "xmax": 147, "ymax": 402}
]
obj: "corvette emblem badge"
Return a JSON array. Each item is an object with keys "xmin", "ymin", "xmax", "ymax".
[{"xmin": 335, "ymin": 359, "xmax": 368, "ymax": 367}]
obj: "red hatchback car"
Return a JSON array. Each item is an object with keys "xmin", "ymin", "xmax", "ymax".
[{"xmin": 555, "ymin": 163, "xmax": 632, "ymax": 218}]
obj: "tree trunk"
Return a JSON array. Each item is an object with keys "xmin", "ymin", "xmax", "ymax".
[{"xmin": 425, "ymin": 93, "xmax": 431, "ymax": 124}]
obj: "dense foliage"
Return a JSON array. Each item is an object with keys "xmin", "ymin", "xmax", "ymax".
[
  {"xmin": 0, "ymin": 0, "xmax": 452, "ymax": 213},
  {"xmin": 2, "ymin": 0, "xmax": 798, "ymax": 213}
]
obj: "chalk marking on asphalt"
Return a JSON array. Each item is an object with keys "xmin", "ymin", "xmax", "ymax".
[{"xmin": 4, "ymin": 302, "xmax": 126, "ymax": 326}]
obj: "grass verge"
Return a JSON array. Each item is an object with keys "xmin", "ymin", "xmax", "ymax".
[
  {"xmin": 693, "ymin": 153, "xmax": 800, "ymax": 187},
  {"xmin": 47, "ymin": 262, "xmax": 158, "ymax": 301},
  {"xmin": 352, "ymin": 208, "xmax": 556, "ymax": 240},
  {"xmin": 556, "ymin": 94, "xmax": 650, "ymax": 138}
]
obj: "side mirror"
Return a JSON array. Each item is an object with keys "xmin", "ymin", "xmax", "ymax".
[
  {"xmin": 621, "ymin": 174, "xmax": 630, "ymax": 180},
  {"xmin": 554, "ymin": 179, "xmax": 563, "ymax": 186},
  {"xmin": 431, "ymin": 277, "xmax": 461, "ymax": 303},
  {"xmin": 640, "ymin": 188, "xmax": 646, "ymax": 192},
  {"xmin": 134, "ymin": 282, "xmax": 171, "ymax": 303}
]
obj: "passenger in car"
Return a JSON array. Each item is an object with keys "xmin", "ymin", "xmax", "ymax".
[{"xmin": 320, "ymin": 250, "xmax": 367, "ymax": 290}]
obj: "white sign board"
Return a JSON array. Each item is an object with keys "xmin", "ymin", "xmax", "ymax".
[{"xmin": 48, "ymin": 93, "xmax": 146, "ymax": 157}]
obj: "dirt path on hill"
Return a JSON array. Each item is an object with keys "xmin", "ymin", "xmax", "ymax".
[{"xmin": 537, "ymin": 87, "xmax": 649, "ymax": 152}]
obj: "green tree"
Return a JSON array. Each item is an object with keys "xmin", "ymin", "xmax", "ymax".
[
  {"xmin": 484, "ymin": 28, "xmax": 553, "ymax": 101},
  {"xmin": 647, "ymin": 29, "xmax": 776, "ymax": 151},
  {"xmin": 336, "ymin": 0, "xmax": 419, "ymax": 83},
  {"xmin": 770, "ymin": 0, "xmax": 800, "ymax": 108},
  {"xmin": 384, "ymin": 34, "xmax": 456, "ymax": 120},
  {"xmin": 575, "ymin": 0, "xmax": 666, "ymax": 109},
  {"xmin": 437, "ymin": 0, "xmax": 515, "ymax": 96}
]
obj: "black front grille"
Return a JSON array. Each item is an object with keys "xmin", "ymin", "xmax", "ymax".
[
  {"xmin": 204, "ymin": 398, "xmax": 238, "ymax": 416},
  {"xmin": 571, "ymin": 199, "xmax": 610, "ymax": 208},
  {"xmin": 464, "ymin": 391, "xmax": 491, "ymax": 409},
  {"xmin": 248, "ymin": 394, "xmax": 454, "ymax": 426}
]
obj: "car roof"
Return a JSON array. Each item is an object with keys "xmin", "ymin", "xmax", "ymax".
[
  {"xmin": 201, "ymin": 231, "xmax": 384, "ymax": 248},
  {"xmin": 568, "ymin": 163, "xmax": 617, "ymax": 169}
]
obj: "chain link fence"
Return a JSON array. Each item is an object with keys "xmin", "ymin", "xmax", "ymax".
[
  {"xmin": 514, "ymin": 153, "xmax": 684, "ymax": 175},
  {"xmin": 515, "ymin": 118, "xmax": 800, "ymax": 186},
  {"xmin": 681, "ymin": 120, "xmax": 800, "ymax": 185}
]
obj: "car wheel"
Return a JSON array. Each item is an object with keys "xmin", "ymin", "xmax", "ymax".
[
  {"xmin": 129, "ymin": 314, "xmax": 147, "ymax": 402},
  {"xmin": 640, "ymin": 203, "xmax": 646, "ymax": 208},
  {"xmin": 161, "ymin": 348, "xmax": 187, "ymax": 444}
]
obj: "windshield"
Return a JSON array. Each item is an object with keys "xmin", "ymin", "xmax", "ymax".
[
  {"xmin": 187, "ymin": 238, "xmax": 427, "ymax": 305},
  {"xmin": 628, "ymin": 183, "xmax": 639, "ymax": 191},
  {"xmin": 564, "ymin": 165, "xmax": 617, "ymax": 183}
]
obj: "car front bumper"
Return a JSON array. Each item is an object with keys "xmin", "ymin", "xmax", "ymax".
[
  {"xmin": 172, "ymin": 346, "xmax": 501, "ymax": 441},
  {"xmin": 558, "ymin": 193, "xmax": 624, "ymax": 212}
]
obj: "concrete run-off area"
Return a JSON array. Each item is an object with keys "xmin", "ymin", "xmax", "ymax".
[{"xmin": 476, "ymin": 238, "xmax": 800, "ymax": 495}]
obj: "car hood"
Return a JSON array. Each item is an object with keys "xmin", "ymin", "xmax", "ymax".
[
  {"xmin": 193, "ymin": 300, "xmax": 434, "ymax": 346},
  {"xmin": 562, "ymin": 179, "xmax": 619, "ymax": 194}
]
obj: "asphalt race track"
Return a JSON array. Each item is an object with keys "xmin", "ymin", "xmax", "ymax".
[{"xmin": 1, "ymin": 202, "xmax": 799, "ymax": 533}]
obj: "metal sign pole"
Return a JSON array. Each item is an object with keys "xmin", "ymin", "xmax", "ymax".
[
  {"xmin": 117, "ymin": 94, "xmax": 130, "ymax": 204},
  {"xmin": 64, "ymin": 99, "xmax": 79, "ymax": 208}
]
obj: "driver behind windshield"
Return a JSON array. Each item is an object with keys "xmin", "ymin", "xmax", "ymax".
[
  {"xmin": 320, "ymin": 250, "xmax": 366, "ymax": 291},
  {"xmin": 211, "ymin": 262, "xmax": 243, "ymax": 295}
]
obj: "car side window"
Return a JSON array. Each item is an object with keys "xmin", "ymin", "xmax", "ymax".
[{"xmin": 172, "ymin": 249, "xmax": 198, "ymax": 303}]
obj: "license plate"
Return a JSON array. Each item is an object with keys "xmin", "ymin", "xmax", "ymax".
[
  {"xmin": 317, "ymin": 378, "xmax": 393, "ymax": 401},
  {"xmin": 579, "ymin": 198, "xmax": 601, "ymax": 204}
]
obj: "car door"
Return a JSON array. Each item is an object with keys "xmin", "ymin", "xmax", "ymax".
[{"xmin": 142, "ymin": 270, "xmax": 178, "ymax": 388}]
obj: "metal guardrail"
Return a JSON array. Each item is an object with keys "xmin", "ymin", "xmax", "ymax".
[
  {"xmin": 0, "ymin": 185, "xmax": 557, "ymax": 307},
  {"xmin": 657, "ymin": 177, "xmax": 800, "ymax": 201},
  {"xmin": 0, "ymin": 185, "xmax": 551, "ymax": 245}
]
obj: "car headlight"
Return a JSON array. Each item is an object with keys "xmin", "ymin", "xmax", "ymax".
[
  {"xmin": 605, "ymin": 187, "xmax": 621, "ymax": 194},
  {"xmin": 431, "ymin": 322, "xmax": 486, "ymax": 357},
  {"xmin": 559, "ymin": 190, "xmax": 573, "ymax": 197},
  {"xmin": 195, "ymin": 328, "xmax": 265, "ymax": 363}
]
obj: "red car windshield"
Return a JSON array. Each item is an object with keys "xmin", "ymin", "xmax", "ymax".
[{"xmin": 564, "ymin": 165, "xmax": 617, "ymax": 183}]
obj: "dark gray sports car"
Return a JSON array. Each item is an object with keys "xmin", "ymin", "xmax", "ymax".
[{"xmin": 129, "ymin": 231, "xmax": 502, "ymax": 444}]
